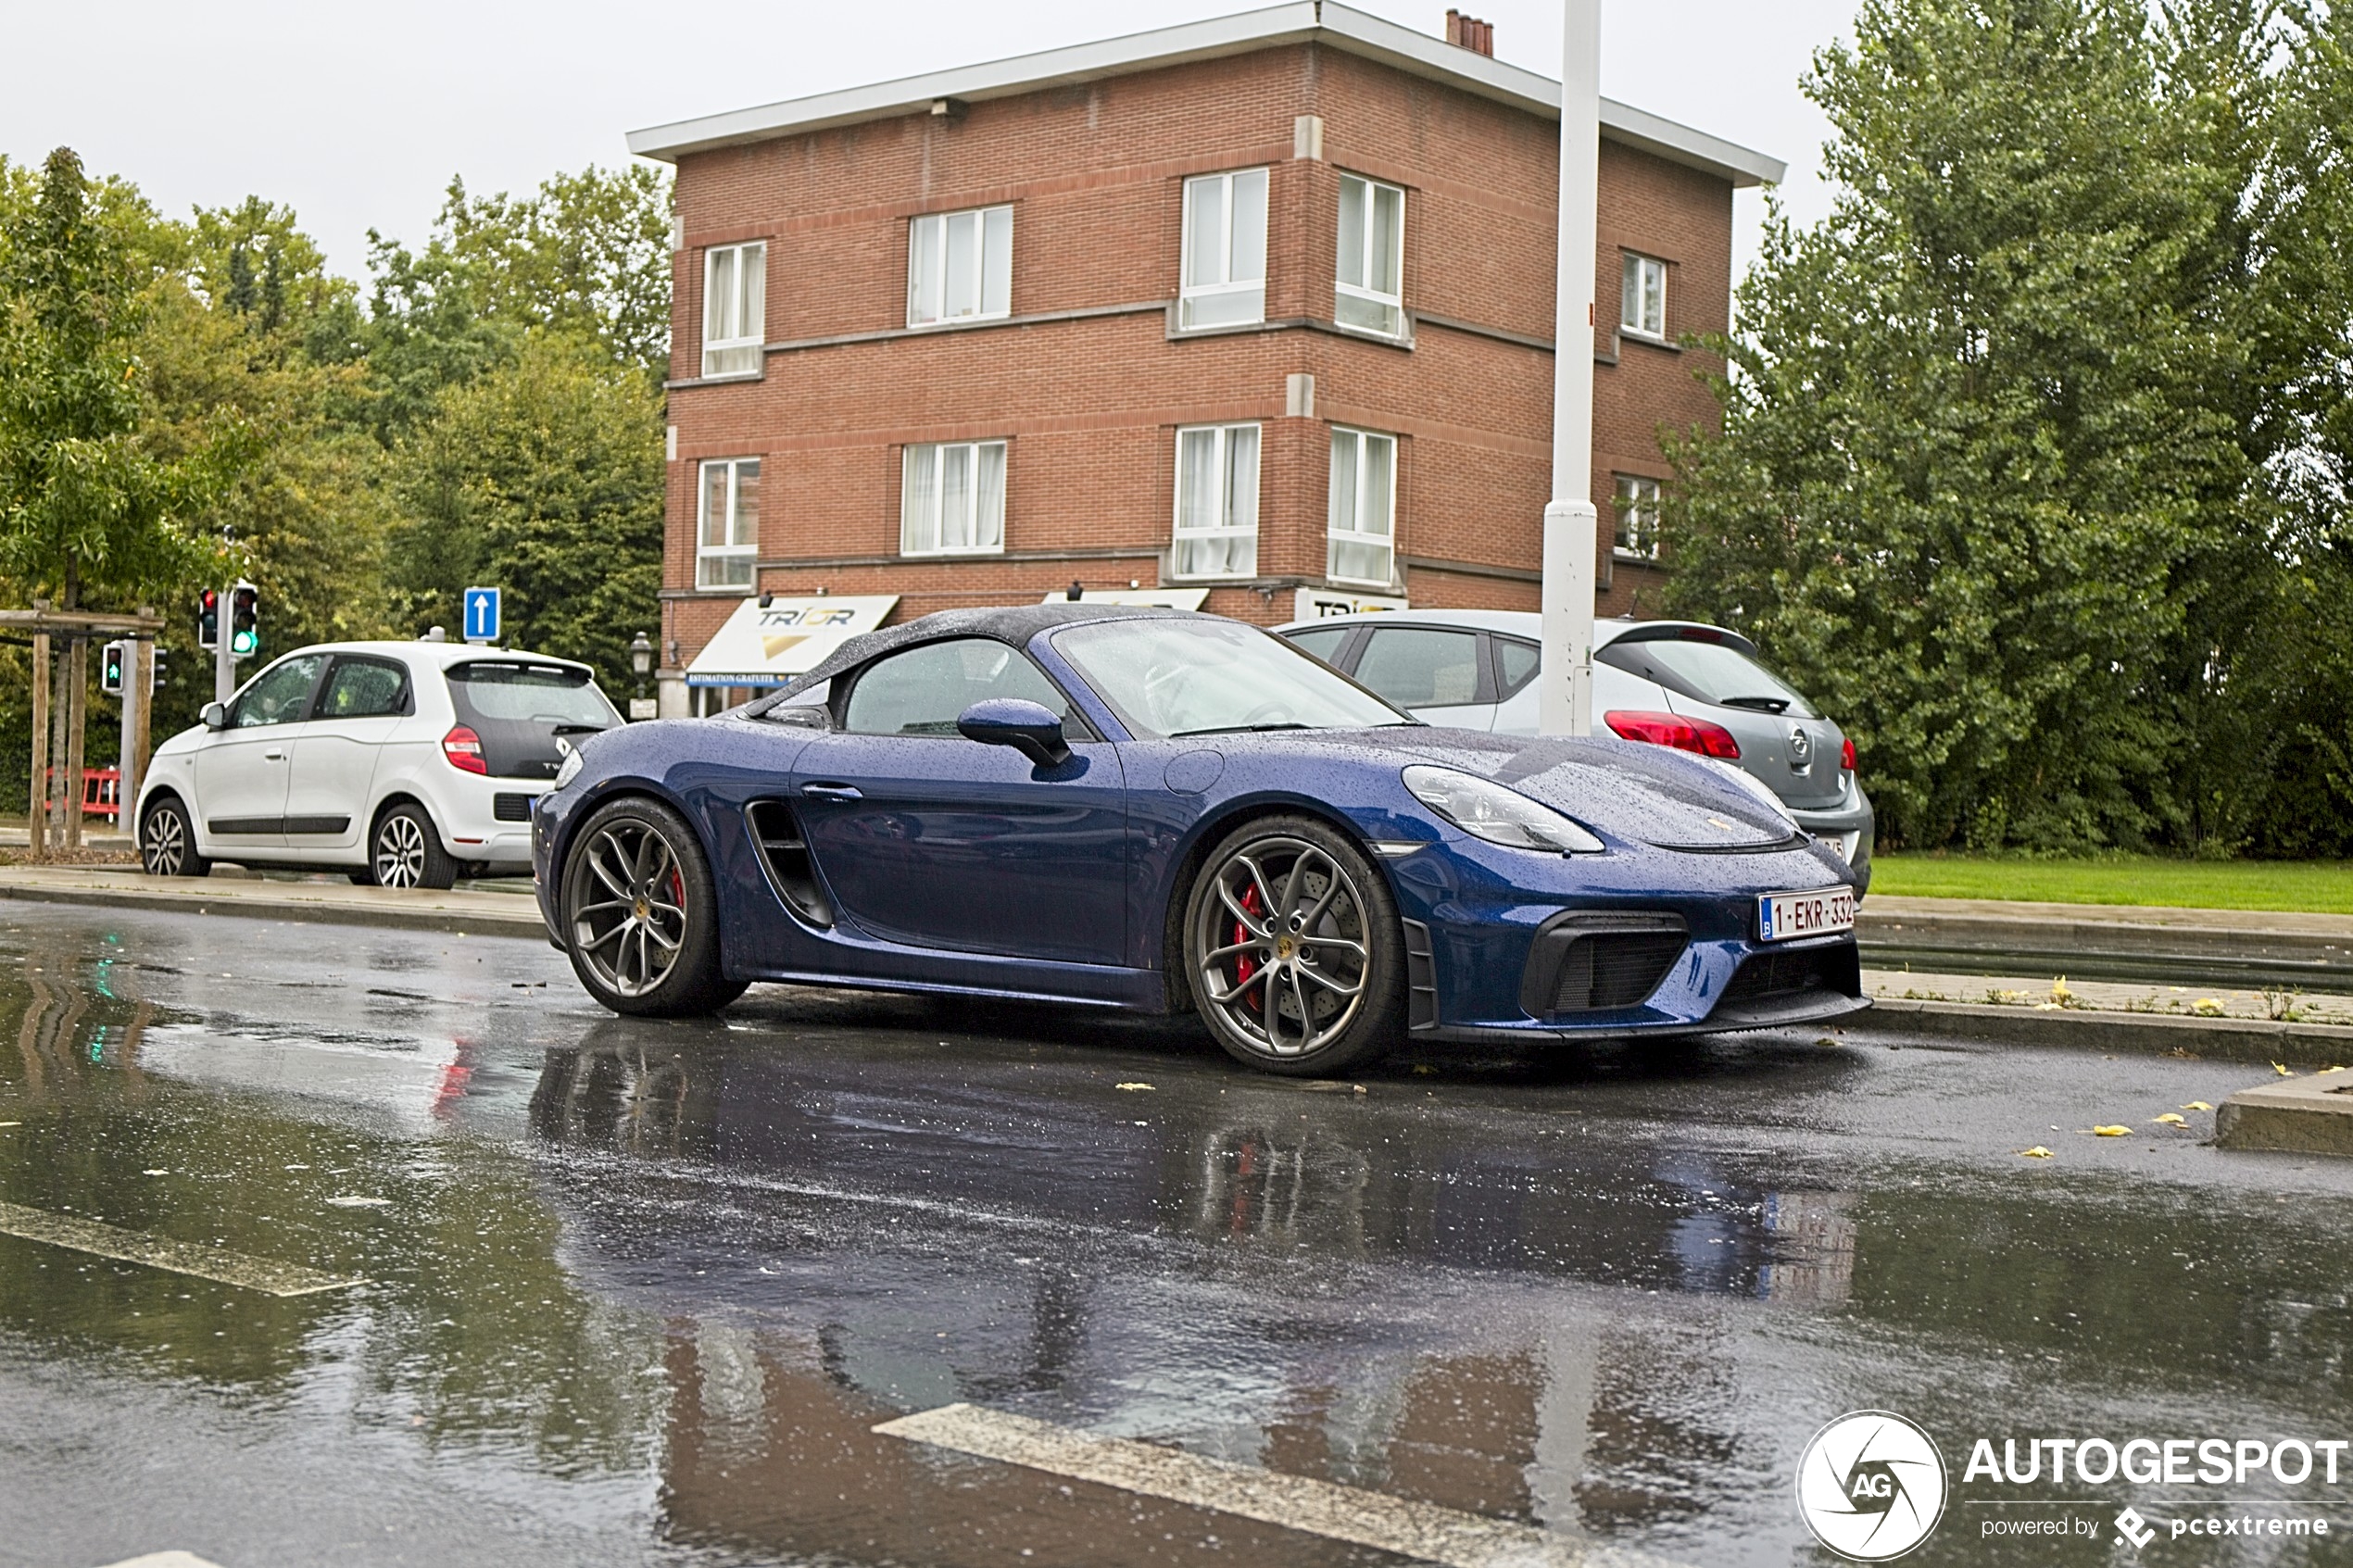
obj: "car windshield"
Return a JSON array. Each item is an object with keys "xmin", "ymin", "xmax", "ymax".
[
  {"xmin": 446, "ymin": 662, "xmax": 620, "ymax": 728},
  {"xmin": 1600, "ymin": 634, "xmax": 1819, "ymax": 720},
  {"xmin": 1055, "ymin": 618, "xmax": 1410, "ymax": 738}
]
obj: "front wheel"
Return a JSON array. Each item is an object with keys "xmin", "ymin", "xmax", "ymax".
[
  {"xmin": 1183, "ymin": 815, "xmax": 1403, "ymax": 1076},
  {"xmin": 560, "ymin": 797, "xmax": 743, "ymax": 1017},
  {"xmin": 139, "ymin": 795, "xmax": 210, "ymax": 878}
]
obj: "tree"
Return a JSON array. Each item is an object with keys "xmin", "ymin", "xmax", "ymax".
[
  {"xmin": 390, "ymin": 332, "xmax": 662, "ymax": 696},
  {"xmin": 1663, "ymin": 0, "xmax": 2281, "ymax": 852},
  {"xmin": 0, "ymin": 147, "xmax": 226, "ymax": 610}
]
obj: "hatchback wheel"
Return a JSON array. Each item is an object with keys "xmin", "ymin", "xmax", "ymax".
[
  {"xmin": 560, "ymin": 797, "xmax": 742, "ymax": 1017},
  {"xmin": 1184, "ymin": 815, "xmax": 1403, "ymax": 1075},
  {"xmin": 139, "ymin": 795, "xmax": 209, "ymax": 879},
  {"xmin": 371, "ymin": 803, "xmax": 458, "ymax": 891}
]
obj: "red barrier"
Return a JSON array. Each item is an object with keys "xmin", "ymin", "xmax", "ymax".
[{"xmin": 38, "ymin": 767, "xmax": 121, "ymax": 822}]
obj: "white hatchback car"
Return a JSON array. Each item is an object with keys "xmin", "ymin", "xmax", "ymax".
[{"xmin": 135, "ymin": 640, "xmax": 622, "ymax": 888}]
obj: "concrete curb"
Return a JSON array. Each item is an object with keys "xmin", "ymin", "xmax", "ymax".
[
  {"xmin": 1862, "ymin": 997, "xmax": 2353, "ymax": 1066},
  {"xmin": 0, "ymin": 872, "xmax": 547, "ymax": 940},
  {"xmin": 2216, "ymin": 1074, "xmax": 2353, "ymax": 1156},
  {"xmin": 1858, "ymin": 896, "xmax": 2353, "ymax": 991}
]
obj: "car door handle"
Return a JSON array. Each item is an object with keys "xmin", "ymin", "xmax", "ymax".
[
  {"xmin": 799, "ymin": 783, "xmax": 862, "ymax": 801},
  {"xmin": 264, "ymin": 749, "xmax": 286, "ymax": 761}
]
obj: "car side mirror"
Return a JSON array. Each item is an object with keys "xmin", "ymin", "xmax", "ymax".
[
  {"xmin": 200, "ymin": 701, "xmax": 227, "ymax": 731},
  {"xmin": 956, "ymin": 698, "xmax": 1071, "ymax": 768}
]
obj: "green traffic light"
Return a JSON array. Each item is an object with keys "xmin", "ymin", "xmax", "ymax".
[{"xmin": 231, "ymin": 630, "xmax": 257, "ymax": 655}]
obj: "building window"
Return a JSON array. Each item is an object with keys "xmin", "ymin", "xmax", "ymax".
[
  {"xmin": 701, "ymin": 243, "xmax": 765, "ymax": 378},
  {"xmin": 698, "ymin": 458, "xmax": 760, "ymax": 587},
  {"xmin": 1336, "ymin": 173, "xmax": 1405, "ymax": 337},
  {"xmin": 901, "ymin": 440, "xmax": 1007, "ymax": 556},
  {"xmin": 1171, "ymin": 424, "xmax": 1260, "ymax": 578},
  {"xmin": 1614, "ymin": 474, "xmax": 1664, "ymax": 560},
  {"xmin": 1179, "ymin": 169, "xmax": 1268, "ymax": 331},
  {"xmin": 1327, "ymin": 428, "xmax": 1397, "ymax": 586},
  {"xmin": 1620, "ymin": 252, "xmax": 1667, "ymax": 340},
  {"xmin": 909, "ymin": 207, "xmax": 1013, "ymax": 327}
]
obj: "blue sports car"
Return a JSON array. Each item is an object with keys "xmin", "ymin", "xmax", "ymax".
[{"xmin": 533, "ymin": 605, "xmax": 1867, "ymax": 1075}]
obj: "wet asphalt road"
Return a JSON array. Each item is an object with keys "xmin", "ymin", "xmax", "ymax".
[{"xmin": 2, "ymin": 904, "xmax": 2352, "ymax": 1568}]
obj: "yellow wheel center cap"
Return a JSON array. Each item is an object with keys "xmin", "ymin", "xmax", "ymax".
[
  {"xmin": 634, "ymin": 898, "xmax": 649, "ymax": 921},
  {"xmin": 1275, "ymin": 935, "xmax": 1296, "ymax": 960}
]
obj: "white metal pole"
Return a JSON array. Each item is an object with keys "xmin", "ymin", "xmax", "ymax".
[
  {"xmin": 118, "ymin": 639, "xmax": 140, "ymax": 829},
  {"xmin": 1539, "ymin": 0, "xmax": 1603, "ymax": 737},
  {"xmin": 214, "ymin": 585, "xmax": 235, "ymax": 705}
]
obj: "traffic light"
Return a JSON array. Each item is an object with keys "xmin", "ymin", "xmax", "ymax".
[
  {"xmin": 230, "ymin": 580, "xmax": 258, "ymax": 657},
  {"xmin": 150, "ymin": 646, "xmax": 169, "ymax": 691},
  {"xmin": 100, "ymin": 641, "xmax": 127, "ymax": 696},
  {"xmin": 198, "ymin": 588, "xmax": 220, "ymax": 650}
]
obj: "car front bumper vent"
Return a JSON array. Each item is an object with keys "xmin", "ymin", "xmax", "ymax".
[{"xmin": 1518, "ymin": 912, "xmax": 1689, "ymax": 1020}]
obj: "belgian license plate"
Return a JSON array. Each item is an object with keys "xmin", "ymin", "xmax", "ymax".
[{"xmin": 1758, "ymin": 886, "xmax": 1856, "ymax": 943}]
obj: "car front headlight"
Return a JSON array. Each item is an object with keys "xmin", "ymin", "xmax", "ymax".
[
  {"xmin": 1402, "ymin": 765, "xmax": 1604, "ymax": 854},
  {"xmin": 552, "ymin": 748, "xmax": 585, "ymax": 791}
]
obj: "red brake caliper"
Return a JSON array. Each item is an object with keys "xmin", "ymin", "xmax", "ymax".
[{"xmin": 1232, "ymin": 884, "xmax": 1265, "ymax": 1011}]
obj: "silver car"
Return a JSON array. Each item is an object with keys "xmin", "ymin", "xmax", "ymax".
[{"xmin": 1273, "ymin": 608, "xmax": 1874, "ymax": 885}]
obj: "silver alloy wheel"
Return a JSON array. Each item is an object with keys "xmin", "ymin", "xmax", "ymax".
[
  {"xmin": 374, "ymin": 812, "xmax": 427, "ymax": 889},
  {"xmin": 1193, "ymin": 834, "xmax": 1372, "ymax": 1058},
  {"xmin": 565, "ymin": 817, "xmax": 688, "ymax": 999},
  {"xmin": 142, "ymin": 804, "xmax": 186, "ymax": 876}
]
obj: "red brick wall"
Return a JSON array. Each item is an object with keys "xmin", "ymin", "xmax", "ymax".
[{"xmin": 660, "ymin": 42, "xmax": 1734, "ymax": 668}]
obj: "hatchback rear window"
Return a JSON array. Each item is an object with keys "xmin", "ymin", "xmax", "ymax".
[
  {"xmin": 1599, "ymin": 635, "xmax": 1819, "ymax": 719},
  {"xmin": 446, "ymin": 663, "xmax": 619, "ymax": 727}
]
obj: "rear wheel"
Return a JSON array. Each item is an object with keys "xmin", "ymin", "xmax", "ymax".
[
  {"xmin": 139, "ymin": 794, "xmax": 209, "ymax": 878},
  {"xmin": 369, "ymin": 803, "xmax": 458, "ymax": 891},
  {"xmin": 1183, "ymin": 815, "xmax": 1403, "ymax": 1076},
  {"xmin": 560, "ymin": 797, "xmax": 743, "ymax": 1017}
]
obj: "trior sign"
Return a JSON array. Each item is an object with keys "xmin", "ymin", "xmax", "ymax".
[{"xmin": 686, "ymin": 595, "xmax": 900, "ymax": 687}]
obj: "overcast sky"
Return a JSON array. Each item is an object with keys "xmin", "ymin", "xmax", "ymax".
[{"xmin": 5, "ymin": 0, "xmax": 1859, "ymax": 290}]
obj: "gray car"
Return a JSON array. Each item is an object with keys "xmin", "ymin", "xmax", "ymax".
[{"xmin": 1273, "ymin": 608, "xmax": 1874, "ymax": 886}]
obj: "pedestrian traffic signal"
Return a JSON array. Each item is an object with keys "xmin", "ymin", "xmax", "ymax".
[
  {"xmin": 100, "ymin": 641, "xmax": 127, "ymax": 696},
  {"xmin": 230, "ymin": 580, "xmax": 258, "ymax": 657},
  {"xmin": 198, "ymin": 589, "xmax": 220, "ymax": 650}
]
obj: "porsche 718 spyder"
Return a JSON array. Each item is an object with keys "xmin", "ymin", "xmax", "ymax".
[{"xmin": 532, "ymin": 605, "xmax": 1868, "ymax": 1075}]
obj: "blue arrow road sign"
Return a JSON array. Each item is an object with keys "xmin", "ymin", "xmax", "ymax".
[{"xmin": 464, "ymin": 586, "xmax": 501, "ymax": 643}]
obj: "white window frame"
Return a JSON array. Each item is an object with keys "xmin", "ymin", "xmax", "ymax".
[
  {"xmin": 1170, "ymin": 423, "xmax": 1261, "ymax": 580},
  {"xmin": 1326, "ymin": 427, "xmax": 1398, "ymax": 588},
  {"xmin": 1620, "ymin": 252, "xmax": 1667, "ymax": 341},
  {"xmin": 1177, "ymin": 169, "xmax": 1269, "ymax": 332},
  {"xmin": 907, "ymin": 206, "xmax": 1013, "ymax": 328},
  {"xmin": 900, "ymin": 440, "xmax": 1008, "ymax": 557},
  {"xmin": 700, "ymin": 242, "xmax": 765, "ymax": 379},
  {"xmin": 696, "ymin": 458, "xmax": 760, "ymax": 588},
  {"xmin": 1335, "ymin": 173, "xmax": 1406, "ymax": 338},
  {"xmin": 1614, "ymin": 473, "xmax": 1664, "ymax": 561}
]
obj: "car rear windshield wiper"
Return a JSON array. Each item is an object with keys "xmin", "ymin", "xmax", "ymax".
[
  {"xmin": 550, "ymin": 722, "xmax": 610, "ymax": 736},
  {"xmin": 1170, "ymin": 721, "xmax": 1317, "ymax": 737},
  {"xmin": 1718, "ymin": 696, "xmax": 1790, "ymax": 712}
]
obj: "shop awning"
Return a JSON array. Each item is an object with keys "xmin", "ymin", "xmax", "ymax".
[{"xmin": 685, "ymin": 595, "xmax": 899, "ymax": 686}]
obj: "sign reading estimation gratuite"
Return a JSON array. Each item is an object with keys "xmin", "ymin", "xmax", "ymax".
[{"xmin": 685, "ymin": 596, "xmax": 899, "ymax": 687}]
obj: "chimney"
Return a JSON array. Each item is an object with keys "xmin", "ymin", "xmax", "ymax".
[{"xmin": 1444, "ymin": 9, "xmax": 1493, "ymax": 56}]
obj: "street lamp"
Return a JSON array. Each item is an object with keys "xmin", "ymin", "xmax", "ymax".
[
  {"xmin": 629, "ymin": 631, "xmax": 653, "ymax": 721},
  {"xmin": 1540, "ymin": 0, "xmax": 1603, "ymax": 736}
]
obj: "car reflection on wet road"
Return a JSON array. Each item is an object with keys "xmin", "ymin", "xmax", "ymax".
[{"xmin": 2, "ymin": 905, "xmax": 2351, "ymax": 1568}]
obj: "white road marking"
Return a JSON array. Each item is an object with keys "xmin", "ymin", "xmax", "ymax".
[
  {"xmin": 874, "ymin": 1403, "xmax": 1683, "ymax": 1568},
  {"xmin": 0, "ymin": 1200, "xmax": 363, "ymax": 1298},
  {"xmin": 94, "ymin": 1554, "xmax": 226, "ymax": 1568}
]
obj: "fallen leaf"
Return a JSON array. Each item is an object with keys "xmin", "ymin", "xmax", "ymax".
[
  {"xmin": 2094, "ymin": 1125, "xmax": 2132, "ymax": 1137},
  {"xmin": 1114, "ymin": 1083, "xmax": 1154, "ymax": 1092},
  {"xmin": 2183, "ymin": 1101, "xmax": 2212, "ymax": 1111},
  {"xmin": 2274, "ymin": 1062, "xmax": 2295, "ymax": 1077},
  {"xmin": 2154, "ymin": 1113, "xmax": 2187, "ymax": 1126},
  {"xmin": 2193, "ymin": 998, "xmax": 2226, "ymax": 1017},
  {"xmin": 2018, "ymin": 1147, "xmax": 2054, "ymax": 1159}
]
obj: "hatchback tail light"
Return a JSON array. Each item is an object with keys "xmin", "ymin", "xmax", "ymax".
[
  {"xmin": 1603, "ymin": 709, "xmax": 1742, "ymax": 760},
  {"xmin": 442, "ymin": 724, "xmax": 488, "ymax": 775},
  {"xmin": 1841, "ymin": 736, "xmax": 1857, "ymax": 772}
]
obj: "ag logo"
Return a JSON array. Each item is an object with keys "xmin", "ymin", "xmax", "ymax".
[{"xmin": 1795, "ymin": 1410, "xmax": 1948, "ymax": 1561}]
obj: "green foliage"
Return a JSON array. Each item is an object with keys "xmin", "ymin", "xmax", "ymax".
[
  {"xmin": 0, "ymin": 148, "xmax": 230, "ymax": 609},
  {"xmin": 390, "ymin": 332, "xmax": 663, "ymax": 696},
  {"xmin": 1665, "ymin": 0, "xmax": 2349, "ymax": 857}
]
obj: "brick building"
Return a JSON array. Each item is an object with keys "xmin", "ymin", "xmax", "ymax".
[{"xmin": 627, "ymin": 2, "xmax": 1781, "ymax": 712}]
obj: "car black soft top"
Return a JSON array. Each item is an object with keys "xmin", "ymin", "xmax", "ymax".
[{"xmin": 737, "ymin": 602, "xmax": 1190, "ymax": 718}]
